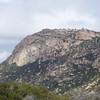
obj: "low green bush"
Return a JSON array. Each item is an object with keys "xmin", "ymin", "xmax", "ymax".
[{"xmin": 0, "ymin": 83, "xmax": 70, "ymax": 100}]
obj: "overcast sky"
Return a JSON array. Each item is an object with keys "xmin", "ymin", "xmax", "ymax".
[{"xmin": 0, "ymin": 0, "xmax": 100, "ymax": 63}]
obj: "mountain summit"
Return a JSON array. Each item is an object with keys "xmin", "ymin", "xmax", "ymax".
[
  {"xmin": 7, "ymin": 28, "xmax": 100, "ymax": 66},
  {"xmin": 0, "ymin": 29, "xmax": 100, "ymax": 96}
]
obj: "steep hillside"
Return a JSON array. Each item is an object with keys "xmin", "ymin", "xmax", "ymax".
[{"xmin": 0, "ymin": 29, "xmax": 100, "ymax": 96}]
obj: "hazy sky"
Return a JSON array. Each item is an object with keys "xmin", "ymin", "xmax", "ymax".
[{"xmin": 0, "ymin": 0, "xmax": 100, "ymax": 62}]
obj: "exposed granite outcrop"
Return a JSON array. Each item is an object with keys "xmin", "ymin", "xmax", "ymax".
[{"xmin": 0, "ymin": 28, "xmax": 100, "ymax": 95}]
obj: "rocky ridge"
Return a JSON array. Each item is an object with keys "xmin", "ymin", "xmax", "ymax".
[
  {"xmin": 7, "ymin": 28, "xmax": 100, "ymax": 66},
  {"xmin": 0, "ymin": 28, "xmax": 100, "ymax": 96}
]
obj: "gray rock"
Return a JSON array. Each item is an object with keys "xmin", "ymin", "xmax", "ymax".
[
  {"xmin": 23, "ymin": 95, "xmax": 36, "ymax": 100},
  {"xmin": 0, "ymin": 28, "xmax": 100, "ymax": 94}
]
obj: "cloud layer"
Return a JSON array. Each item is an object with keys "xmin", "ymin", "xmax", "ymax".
[
  {"xmin": 0, "ymin": 0, "xmax": 100, "ymax": 62},
  {"xmin": 0, "ymin": 49, "xmax": 10, "ymax": 63}
]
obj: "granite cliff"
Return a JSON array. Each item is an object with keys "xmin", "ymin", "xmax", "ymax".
[
  {"xmin": 7, "ymin": 29, "xmax": 100, "ymax": 66},
  {"xmin": 0, "ymin": 29, "xmax": 100, "ymax": 97}
]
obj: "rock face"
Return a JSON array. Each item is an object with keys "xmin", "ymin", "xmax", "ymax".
[
  {"xmin": 0, "ymin": 28, "xmax": 100, "ymax": 94},
  {"xmin": 7, "ymin": 29, "xmax": 100, "ymax": 66}
]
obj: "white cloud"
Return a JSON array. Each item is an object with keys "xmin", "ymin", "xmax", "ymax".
[
  {"xmin": 0, "ymin": 0, "xmax": 13, "ymax": 3},
  {"xmin": 0, "ymin": 49, "xmax": 10, "ymax": 63},
  {"xmin": 32, "ymin": 9, "xmax": 97, "ymax": 30}
]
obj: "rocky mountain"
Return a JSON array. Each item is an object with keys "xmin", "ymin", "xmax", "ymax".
[{"xmin": 0, "ymin": 28, "xmax": 100, "ymax": 97}]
